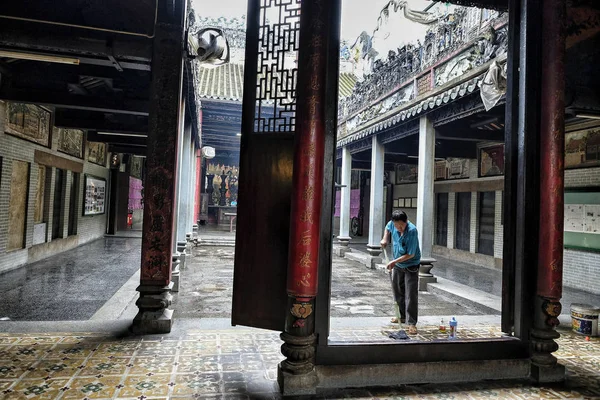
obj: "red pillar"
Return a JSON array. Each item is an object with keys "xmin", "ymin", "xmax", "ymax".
[
  {"xmin": 279, "ymin": 0, "xmax": 330, "ymax": 395},
  {"xmin": 132, "ymin": 0, "xmax": 186, "ymax": 334},
  {"xmin": 532, "ymin": 0, "xmax": 566, "ymax": 377}
]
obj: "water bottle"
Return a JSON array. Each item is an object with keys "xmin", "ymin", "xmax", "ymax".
[
  {"xmin": 439, "ymin": 318, "xmax": 446, "ymax": 333},
  {"xmin": 449, "ymin": 317, "xmax": 457, "ymax": 339}
]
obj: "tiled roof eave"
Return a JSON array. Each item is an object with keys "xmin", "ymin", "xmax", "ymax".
[{"xmin": 336, "ymin": 74, "xmax": 487, "ymax": 148}]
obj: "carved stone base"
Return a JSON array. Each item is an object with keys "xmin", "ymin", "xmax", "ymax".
[
  {"xmin": 333, "ymin": 245, "xmax": 351, "ymax": 257},
  {"xmin": 530, "ymin": 296, "xmax": 564, "ymax": 382},
  {"xmin": 337, "ymin": 236, "xmax": 351, "ymax": 247},
  {"xmin": 277, "ymin": 364, "xmax": 318, "ymax": 396},
  {"xmin": 278, "ymin": 332, "xmax": 318, "ymax": 396},
  {"xmin": 419, "ymin": 276, "xmax": 437, "ymax": 291},
  {"xmin": 366, "ymin": 245, "xmax": 382, "ymax": 257},
  {"xmin": 131, "ymin": 283, "xmax": 174, "ymax": 334},
  {"xmin": 418, "ymin": 258, "xmax": 437, "ymax": 291},
  {"xmin": 171, "ymin": 255, "xmax": 181, "ymax": 293},
  {"xmin": 531, "ymin": 362, "xmax": 565, "ymax": 384},
  {"xmin": 177, "ymin": 241, "xmax": 187, "ymax": 269}
]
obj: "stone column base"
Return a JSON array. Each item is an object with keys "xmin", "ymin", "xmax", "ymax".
[
  {"xmin": 337, "ymin": 236, "xmax": 351, "ymax": 247},
  {"xmin": 366, "ymin": 245, "xmax": 382, "ymax": 257},
  {"xmin": 186, "ymin": 233, "xmax": 192, "ymax": 242},
  {"xmin": 131, "ymin": 283, "xmax": 174, "ymax": 334},
  {"xmin": 531, "ymin": 363, "xmax": 565, "ymax": 383},
  {"xmin": 333, "ymin": 245, "xmax": 351, "ymax": 257},
  {"xmin": 177, "ymin": 241, "xmax": 187, "ymax": 269},
  {"xmin": 419, "ymin": 276, "xmax": 437, "ymax": 291},
  {"xmin": 277, "ymin": 364, "xmax": 318, "ymax": 397},
  {"xmin": 171, "ymin": 255, "xmax": 181, "ymax": 293},
  {"xmin": 419, "ymin": 257, "xmax": 437, "ymax": 291}
]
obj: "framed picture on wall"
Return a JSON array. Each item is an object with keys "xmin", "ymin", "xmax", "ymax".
[
  {"xmin": 83, "ymin": 175, "xmax": 106, "ymax": 216},
  {"xmin": 5, "ymin": 102, "xmax": 51, "ymax": 147},
  {"xmin": 57, "ymin": 128, "xmax": 84, "ymax": 158},
  {"xmin": 565, "ymin": 128, "xmax": 600, "ymax": 169},
  {"xmin": 395, "ymin": 163, "xmax": 418, "ymax": 184},
  {"xmin": 399, "ymin": 199, "xmax": 405, "ymax": 208},
  {"xmin": 479, "ymin": 144, "xmax": 505, "ymax": 177},
  {"xmin": 88, "ymin": 141, "xmax": 107, "ymax": 166},
  {"xmin": 393, "ymin": 199, "xmax": 399, "ymax": 208}
]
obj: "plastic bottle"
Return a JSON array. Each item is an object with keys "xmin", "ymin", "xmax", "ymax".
[
  {"xmin": 439, "ymin": 318, "xmax": 446, "ymax": 333},
  {"xmin": 449, "ymin": 317, "xmax": 458, "ymax": 339}
]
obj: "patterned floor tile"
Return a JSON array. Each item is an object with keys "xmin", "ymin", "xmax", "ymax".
[
  {"xmin": 78, "ymin": 357, "xmax": 131, "ymax": 377},
  {"xmin": 116, "ymin": 373, "xmax": 172, "ymax": 398},
  {"xmin": 45, "ymin": 344, "xmax": 97, "ymax": 360},
  {"xmin": 172, "ymin": 373, "xmax": 222, "ymax": 396},
  {"xmin": 176, "ymin": 355, "xmax": 220, "ymax": 374},
  {"xmin": 94, "ymin": 342, "xmax": 139, "ymax": 358},
  {"xmin": 61, "ymin": 376, "xmax": 122, "ymax": 399},
  {"xmin": 7, "ymin": 345, "xmax": 54, "ymax": 361},
  {"xmin": 6, "ymin": 378, "xmax": 70, "ymax": 400},
  {"xmin": 127, "ymin": 356, "xmax": 176, "ymax": 375},
  {"xmin": 0, "ymin": 359, "xmax": 34, "ymax": 380},
  {"xmin": 25, "ymin": 358, "xmax": 85, "ymax": 379}
]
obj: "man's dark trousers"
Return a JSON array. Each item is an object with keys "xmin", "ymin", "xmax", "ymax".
[{"xmin": 391, "ymin": 266, "xmax": 419, "ymax": 325}]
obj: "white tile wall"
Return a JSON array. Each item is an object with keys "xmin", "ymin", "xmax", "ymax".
[{"xmin": 0, "ymin": 101, "xmax": 109, "ymax": 273}]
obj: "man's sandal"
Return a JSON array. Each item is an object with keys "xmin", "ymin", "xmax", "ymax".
[
  {"xmin": 390, "ymin": 317, "xmax": 406, "ymax": 324},
  {"xmin": 407, "ymin": 325, "xmax": 418, "ymax": 335}
]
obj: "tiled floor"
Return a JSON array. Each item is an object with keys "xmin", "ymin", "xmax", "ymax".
[{"xmin": 0, "ymin": 327, "xmax": 598, "ymax": 399}]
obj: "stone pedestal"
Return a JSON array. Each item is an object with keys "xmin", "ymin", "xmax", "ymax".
[
  {"xmin": 186, "ymin": 233, "xmax": 192, "ymax": 242},
  {"xmin": 278, "ymin": 333, "xmax": 318, "ymax": 396},
  {"xmin": 531, "ymin": 363, "xmax": 566, "ymax": 384},
  {"xmin": 366, "ymin": 245, "xmax": 382, "ymax": 257},
  {"xmin": 131, "ymin": 283, "xmax": 174, "ymax": 334},
  {"xmin": 177, "ymin": 241, "xmax": 187, "ymax": 269},
  {"xmin": 337, "ymin": 236, "xmax": 351, "ymax": 247},
  {"xmin": 418, "ymin": 257, "xmax": 437, "ymax": 291},
  {"xmin": 171, "ymin": 255, "xmax": 181, "ymax": 293},
  {"xmin": 333, "ymin": 245, "xmax": 351, "ymax": 257}
]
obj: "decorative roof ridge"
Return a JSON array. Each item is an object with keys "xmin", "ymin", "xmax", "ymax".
[
  {"xmin": 336, "ymin": 57, "xmax": 507, "ymax": 148},
  {"xmin": 339, "ymin": 22, "xmax": 507, "ymax": 125},
  {"xmin": 340, "ymin": 8, "xmax": 508, "ymax": 119}
]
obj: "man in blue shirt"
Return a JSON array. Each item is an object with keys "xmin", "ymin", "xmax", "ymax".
[{"xmin": 380, "ymin": 210, "xmax": 421, "ymax": 334}]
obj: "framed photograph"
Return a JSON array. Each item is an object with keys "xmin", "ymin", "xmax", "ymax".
[
  {"xmin": 565, "ymin": 128, "xmax": 600, "ymax": 169},
  {"xmin": 399, "ymin": 198, "xmax": 405, "ymax": 208},
  {"xmin": 83, "ymin": 175, "xmax": 106, "ymax": 216},
  {"xmin": 393, "ymin": 199, "xmax": 399, "ymax": 208},
  {"xmin": 57, "ymin": 128, "xmax": 84, "ymax": 158},
  {"xmin": 130, "ymin": 156, "xmax": 143, "ymax": 179},
  {"xmin": 395, "ymin": 163, "xmax": 418, "ymax": 184},
  {"xmin": 88, "ymin": 141, "xmax": 107, "ymax": 167},
  {"xmin": 479, "ymin": 144, "xmax": 505, "ymax": 177},
  {"xmin": 5, "ymin": 102, "xmax": 51, "ymax": 147}
]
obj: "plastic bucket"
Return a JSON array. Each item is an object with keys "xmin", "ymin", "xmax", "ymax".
[{"xmin": 571, "ymin": 304, "xmax": 600, "ymax": 337}]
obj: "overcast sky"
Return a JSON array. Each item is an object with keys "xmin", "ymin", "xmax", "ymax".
[{"xmin": 191, "ymin": 0, "xmax": 436, "ymax": 47}]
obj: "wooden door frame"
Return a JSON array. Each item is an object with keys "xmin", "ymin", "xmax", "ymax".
[{"xmin": 314, "ymin": 0, "xmax": 537, "ymax": 366}]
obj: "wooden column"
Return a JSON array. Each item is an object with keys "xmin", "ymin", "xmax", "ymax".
[
  {"xmin": 131, "ymin": 0, "xmax": 186, "ymax": 334},
  {"xmin": 532, "ymin": 0, "xmax": 566, "ymax": 381},
  {"xmin": 278, "ymin": 0, "xmax": 330, "ymax": 395}
]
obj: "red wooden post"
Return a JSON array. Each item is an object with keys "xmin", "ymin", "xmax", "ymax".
[
  {"xmin": 279, "ymin": 0, "xmax": 330, "ymax": 395},
  {"xmin": 531, "ymin": 0, "xmax": 566, "ymax": 379},
  {"xmin": 131, "ymin": 0, "xmax": 186, "ymax": 334}
]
